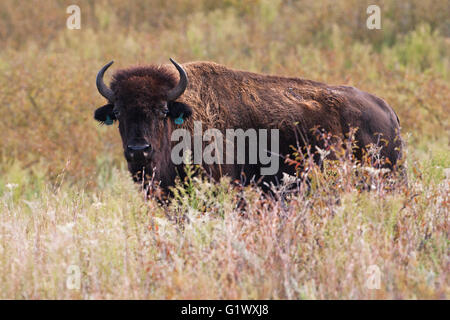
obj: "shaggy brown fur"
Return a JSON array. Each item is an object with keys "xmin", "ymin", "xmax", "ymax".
[{"xmin": 95, "ymin": 61, "xmax": 403, "ymax": 191}]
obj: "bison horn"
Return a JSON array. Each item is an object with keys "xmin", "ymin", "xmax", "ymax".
[
  {"xmin": 96, "ymin": 61, "xmax": 115, "ymax": 102},
  {"xmin": 167, "ymin": 58, "xmax": 188, "ymax": 101}
]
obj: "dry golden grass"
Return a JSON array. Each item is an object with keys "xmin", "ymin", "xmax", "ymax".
[{"xmin": 0, "ymin": 0, "xmax": 448, "ymax": 299}]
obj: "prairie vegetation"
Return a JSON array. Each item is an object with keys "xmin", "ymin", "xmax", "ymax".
[{"xmin": 0, "ymin": 0, "xmax": 448, "ymax": 299}]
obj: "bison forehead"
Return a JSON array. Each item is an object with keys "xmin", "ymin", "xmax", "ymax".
[
  {"xmin": 110, "ymin": 65, "xmax": 178, "ymax": 102},
  {"xmin": 114, "ymin": 77, "xmax": 168, "ymax": 103}
]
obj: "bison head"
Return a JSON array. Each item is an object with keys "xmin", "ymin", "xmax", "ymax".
[{"xmin": 94, "ymin": 58, "xmax": 192, "ymax": 187}]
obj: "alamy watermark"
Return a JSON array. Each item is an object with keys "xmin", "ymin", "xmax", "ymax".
[
  {"xmin": 66, "ymin": 264, "xmax": 81, "ymax": 290},
  {"xmin": 66, "ymin": 5, "xmax": 81, "ymax": 30},
  {"xmin": 365, "ymin": 265, "xmax": 381, "ymax": 290},
  {"xmin": 66, "ymin": 5, "xmax": 380, "ymax": 31},
  {"xmin": 366, "ymin": 5, "xmax": 381, "ymax": 30},
  {"xmin": 171, "ymin": 121, "xmax": 280, "ymax": 175}
]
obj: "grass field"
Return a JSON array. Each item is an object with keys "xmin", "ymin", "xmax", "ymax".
[{"xmin": 0, "ymin": 0, "xmax": 448, "ymax": 299}]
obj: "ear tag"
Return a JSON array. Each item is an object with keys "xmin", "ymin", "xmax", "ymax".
[
  {"xmin": 105, "ymin": 115, "xmax": 114, "ymax": 125},
  {"xmin": 174, "ymin": 113, "xmax": 184, "ymax": 125}
]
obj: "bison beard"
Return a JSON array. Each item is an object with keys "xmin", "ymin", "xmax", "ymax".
[{"xmin": 94, "ymin": 59, "xmax": 404, "ymax": 194}]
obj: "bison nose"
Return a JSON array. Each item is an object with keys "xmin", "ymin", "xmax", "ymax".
[
  {"xmin": 127, "ymin": 143, "xmax": 150, "ymax": 151},
  {"xmin": 126, "ymin": 143, "xmax": 152, "ymax": 161}
]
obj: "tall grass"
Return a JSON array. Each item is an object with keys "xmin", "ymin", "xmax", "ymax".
[
  {"xmin": 0, "ymin": 0, "xmax": 448, "ymax": 299},
  {"xmin": 0, "ymin": 148, "xmax": 448, "ymax": 299}
]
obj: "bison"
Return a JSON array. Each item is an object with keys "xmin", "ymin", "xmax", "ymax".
[{"xmin": 94, "ymin": 58, "xmax": 404, "ymax": 192}]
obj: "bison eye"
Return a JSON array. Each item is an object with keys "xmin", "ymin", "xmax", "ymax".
[
  {"xmin": 113, "ymin": 108, "xmax": 120, "ymax": 118},
  {"xmin": 160, "ymin": 108, "xmax": 169, "ymax": 118}
]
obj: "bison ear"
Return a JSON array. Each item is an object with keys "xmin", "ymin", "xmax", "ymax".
[
  {"xmin": 168, "ymin": 102, "xmax": 192, "ymax": 120},
  {"xmin": 94, "ymin": 104, "xmax": 116, "ymax": 125}
]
